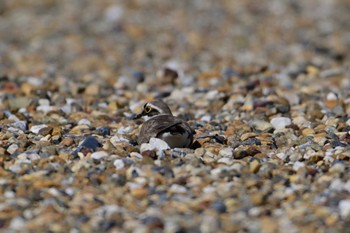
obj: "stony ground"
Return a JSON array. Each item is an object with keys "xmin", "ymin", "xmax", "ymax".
[{"xmin": 0, "ymin": 0, "xmax": 350, "ymax": 232}]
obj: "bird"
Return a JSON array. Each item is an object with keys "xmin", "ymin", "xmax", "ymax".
[{"xmin": 134, "ymin": 100, "xmax": 194, "ymax": 148}]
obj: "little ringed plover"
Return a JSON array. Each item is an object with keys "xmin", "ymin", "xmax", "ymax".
[{"xmin": 135, "ymin": 100, "xmax": 194, "ymax": 148}]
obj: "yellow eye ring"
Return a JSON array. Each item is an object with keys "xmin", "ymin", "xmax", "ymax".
[{"xmin": 145, "ymin": 106, "xmax": 152, "ymax": 113}]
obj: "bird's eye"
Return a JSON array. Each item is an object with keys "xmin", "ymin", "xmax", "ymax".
[{"xmin": 145, "ymin": 106, "xmax": 152, "ymax": 113}]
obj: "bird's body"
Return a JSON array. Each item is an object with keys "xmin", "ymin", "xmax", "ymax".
[{"xmin": 135, "ymin": 100, "xmax": 194, "ymax": 148}]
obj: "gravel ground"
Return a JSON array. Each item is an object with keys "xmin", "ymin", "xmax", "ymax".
[{"xmin": 0, "ymin": 0, "xmax": 350, "ymax": 232}]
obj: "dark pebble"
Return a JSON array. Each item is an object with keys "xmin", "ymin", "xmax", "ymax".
[
  {"xmin": 211, "ymin": 200, "xmax": 227, "ymax": 213},
  {"xmin": 152, "ymin": 165, "xmax": 174, "ymax": 178},
  {"xmin": 79, "ymin": 136, "xmax": 102, "ymax": 152},
  {"xmin": 330, "ymin": 140, "xmax": 347, "ymax": 148},
  {"xmin": 132, "ymin": 71, "xmax": 145, "ymax": 83},
  {"xmin": 96, "ymin": 127, "xmax": 111, "ymax": 136},
  {"xmin": 111, "ymin": 174, "xmax": 127, "ymax": 186},
  {"xmin": 242, "ymin": 138, "xmax": 261, "ymax": 146},
  {"xmin": 141, "ymin": 216, "xmax": 164, "ymax": 229}
]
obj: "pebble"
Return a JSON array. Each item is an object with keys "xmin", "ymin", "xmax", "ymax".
[
  {"xmin": 7, "ymin": 144, "xmax": 19, "ymax": 154},
  {"xmin": 91, "ymin": 151, "xmax": 108, "ymax": 160},
  {"xmin": 251, "ymin": 120, "xmax": 273, "ymax": 132},
  {"xmin": 339, "ymin": 200, "xmax": 350, "ymax": 219},
  {"xmin": 219, "ymin": 147, "xmax": 233, "ymax": 157},
  {"xmin": 270, "ymin": 117, "xmax": 292, "ymax": 130},
  {"xmin": 79, "ymin": 136, "xmax": 102, "ymax": 152},
  {"xmin": 249, "ymin": 160, "xmax": 261, "ymax": 173},
  {"xmin": 8, "ymin": 97, "xmax": 31, "ymax": 111},
  {"xmin": 113, "ymin": 159, "xmax": 125, "ymax": 170},
  {"xmin": 78, "ymin": 119, "xmax": 91, "ymax": 126},
  {"xmin": 140, "ymin": 138, "xmax": 170, "ymax": 157},
  {"xmin": 292, "ymin": 161, "xmax": 305, "ymax": 171},
  {"xmin": 10, "ymin": 121, "xmax": 28, "ymax": 131},
  {"xmin": 30, "ymin": 124, "xmax": 49, "ymax": 134}
]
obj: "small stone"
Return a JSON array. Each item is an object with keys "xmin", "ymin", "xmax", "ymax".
[
  {"xmin": 85, "ymin": 83, "xmax": 99, "ymax": 95},
  {"xmin": 78, "ymin": 118, "xmax": 91, "ymax": 126},
  {"xmin": 8, "ymin": 97, "xmax": 31, "ymax": 111},
  {"xmin": 251, "ymin": 193, "xmax": 264, "ymax": 205},
  {"xmin": 270, "ymin": 117, "xmax": 291, "ymax": 130},
  {"xmin": 131, "ymin": 188, "xmax": 148, "ymax": 198},
  {"xmin": 8, "ymin": 164, "xmax": 22, "ymax": 173},
  {"xmin": 276, "ymin": 152, "xmax": 288, "ymax": 161},
  {"xmin": 9, "ymin": 217, "xmax": 26, "ymax": 231},
  {"xmin": 219, "ymin": 147, "xmax": 233, "ymax": 157},
  {"xmin": 211, "ymin": 201, "xmax": 227, "ymax": 213},
  {"xmin": 293, "ymin": 161, "xmax": 305, "ymax": 171},
  {"xmin": 10, "ymin": 121, "xmax": 27, "ymax": 131},
  {"xmin": 249, "ymin": 160, "xmax": 261, "ymax": 173},
  {"xmin": 339, "ymin": 200, "xmax": 350, "ymax": 219},
  {"xmin": 7, "ymin": 144, "xmax": 19, "ymax": 154},
  {"xmin": 325, "ymin": 92, "xmax": 338, "ymax": 109},
  {"xmin": 169, "ymin": 184, "xmax": 187, "ymax": 194},
  {"xmin": 38, "ymin": 126, "xmax": 53, "ymax": 136},
  {"xmin": 30, "ymin": 124, "xmax": 49, "ymax": 134},
  {"xmin": 329, "ymin": 163, "xmax": 345, "ymax": 173},
  {"xmin": 130, "ymin": 152, "xmax": 143, "ymax": 159},
  {"xmin": 79, "ymin": 136, "xmax": 102, "ymax": 152},
  {"xmin": 140, "ymin": 138, "xmax": 170, "ymax": 157},
  {"xmin": 113, "ymin": 159, "xmax": 125, "ymax": 170},
  {"xmin": 96, "ymin": 127, "xmax": 111, "ymax": 136},
  {"xmin": 110, "ymin": 135, "xmax": 129, "ymax": 145},
  {"xmin": 38, "ymin": 98, "xmax": 50, "ymax": 106},
  {"xmin": 306, "ymin": 65, "xmax": 319, "ymax": 76},
  {"xmin": 141, "ymin": 150, "xmax": 157, "ymax": 160},
  {"xmin": 60, "ymin": 137, "xmax": 75, "ymax": 147},
  {"xmin": 91, "ymin": 151, "xmax": 108, "ymax": 160},
  {"xmin": 302, "ymin": 128, "xmax": 315, "ymax": 136},
  {"xmin": 240, "ymin": 133, "xmax": 257, "ymax": 141},
  {"xmin": 251, "ymin": 120, "xmax": 273, "ymax": 132},
  {"xmin": 329, "ymin": 179, "xmax": 344, "ymax": 191}
]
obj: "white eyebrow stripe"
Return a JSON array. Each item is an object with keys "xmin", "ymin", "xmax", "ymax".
[{"xmin": 147, "ymin": 103, "xmax": 163, "ymax": 113}]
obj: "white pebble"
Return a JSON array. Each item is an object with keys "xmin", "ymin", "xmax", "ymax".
[
  {"xmin": 78, "ymin": 118, "xmax": 91, "ymax": 126},
  {"xmin": 169, "ymin": 184, "xmax": 187, "ymax": 194},
  {"xmin": 217, "ymin": 157, "xmax": 234, "ymax": 165},
  {"xmin": 140, "ymin": 143, "xmax": 156, "ymax": 153},
  {"xmin": 276, "ymin": 152, "xmax": 288, "ymax": 161},
  {"xmin": 141, "ymin": 138, "xmax": 170, "ymax": 157},
  {"xmin": 38, "ymin": 98, "xmax": 50, "ymax": 106},
  {"xmin": 91, "ymin": 151, "xmax": 108, "ymax": 160},
  {"xmin": 36, "ymin": 105, "xmax": 55, "ymax": 113},
  {"xmin": 9, "ymin": 217, "xmax": 26, "ymax": 231},
  {"xmin": 271, "ymin": 117, "xmax": 292, "ymax": 130},
  {"xmin": 117, "ymin": 126, "xmax": 133, "ymax": 134},
  {"xmin": 7, "ymin": 144, "xmax": 19, "ymax": 154},
  {"xmin": 110, "ymin": 135, "xmax": 129, "ymax": 146},
  {"xmin": 201, "ymin": 115, "xmax": 212, "ymax": 122},
  {"xmin": 130, "ymin": 152, "xmax": 143, "ymax": 159},
  {"xmin": 345, "ymin": 180, "xmax": 350, "ymax": 193},
  {"xmin": 104, "ymin": 5, "xmax": 124, "ymax": 23},
  {"xmin": 327, "ymin": 92, "xmax": 338, "ymax": 100},
  {"xmin": 292, "ymin": 161, "xmax": 305, "ymax": 171},
  {"xmin": 65, "ymin": 188, "xmax": 75, "ymax": 197},
  {"xmin": 219, "ymin": 147, "xmax": 233, "ymax": 157},
  {"xmin": 8, "ymin": 164, "xmax": 22, "ymax": 173},
  {"xmin": 113, "ymin": 159, "xmax": 125, "ymax": 170},
  {"xmin": 339, "ymin": 200, "xmax": 350, "ymax": 219},
  {"xmin": 30, "ymin": 124, "xmax": 48, "ymax": 134},
  {"xmin": 329, "ymin": 179, "xmax": 344, "ymax": 191}
]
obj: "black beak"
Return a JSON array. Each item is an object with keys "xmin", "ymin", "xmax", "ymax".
[{"xmin": 133, "ymin": 112, "xmax": 144, "ymax": 120}]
